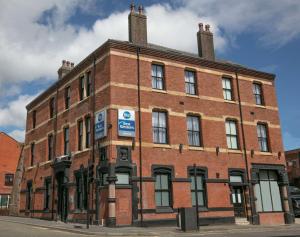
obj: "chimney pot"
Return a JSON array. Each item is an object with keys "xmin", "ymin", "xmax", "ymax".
[
  {"xmin": 130, "ymin": 2, "xmax": 135, "ymax": 13},
  {"xmin": 138, "ymin": 5, "xmax": 143, "ymax": 14},
  {"xmin": 71, "ymin": 62, "xmax": 74, "ymax": 68},
  {"xmin": 205, "ymin": 24, "xmax": 210, "ymax": 32},
  {"xmin": 199, "ymin": 23, "xmax": 204, "ymax": 31}
]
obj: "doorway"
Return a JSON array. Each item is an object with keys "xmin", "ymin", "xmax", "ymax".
[
  {"xmin": 231, "ymin": 186, "xmax": 246, "ymax": 217},
  {"xmin": 56, "ymin": 172, "xmax": 68, "ymax": 222}
]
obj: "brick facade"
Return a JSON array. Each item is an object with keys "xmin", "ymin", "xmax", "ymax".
[
  {"xmin": 286, "ymin": 149, "xmax": 300, "ymax": 187},
  {"xmin": 0, "ymin": 132, "xmax": 22, "ymax": 211},
  {"xmin": 19, "ymin": 7, "xmax": 293, "ymax": 226}
]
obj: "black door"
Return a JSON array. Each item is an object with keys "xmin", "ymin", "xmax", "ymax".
[
  {"xmin": 56, "ymin": 172, "xmax": 68, "ymax": 222},
  {"xmin": 231, "ymin": 187, "xmax": 245, "ymax": 217}
]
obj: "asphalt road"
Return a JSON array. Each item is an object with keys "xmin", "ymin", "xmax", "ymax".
[
  {"xmin": 0, "ymin": 220, "xmax": 90, "ymax": 237},
  {"xmin": 1, "ymin": 218, "xmax": 300, "ymax": 237}
]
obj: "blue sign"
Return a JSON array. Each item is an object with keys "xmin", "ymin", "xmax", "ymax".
[
  {"xmin": 118, "ymin": 109, "xmax": 135, "ymax": 137},
  {"xmin": 95, "ymin": 109, "xmax": 107, "ymax": 140}
]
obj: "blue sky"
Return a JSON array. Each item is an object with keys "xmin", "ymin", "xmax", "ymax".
[{"xmin": 0, "ymin": 0, "xmax": 299, "ymax": 150}]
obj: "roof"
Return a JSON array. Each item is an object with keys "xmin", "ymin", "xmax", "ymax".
[
  {"xmin": 26, "ymin": 39, "xmax": 276, "ymax": 110},
  {"xmin": 285, "ymin": 148, "xmax": 300, "ymax": 154},
  {"xmin": 0, "ymin": 132, "xmax": 22, "ymax": 146}
]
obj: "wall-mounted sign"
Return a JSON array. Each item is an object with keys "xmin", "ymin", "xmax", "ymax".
[
  {"xmin": 118, "ymin": 109, "xmax": 135, "ymax": 137},
  {"xmin": 95, "ymin": 109, "xmax": 107, "ymax": 140}
]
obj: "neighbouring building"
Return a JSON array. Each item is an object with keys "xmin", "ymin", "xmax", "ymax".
[
  {"xmin": 0, "ymin": 132, "xmax": 22, "ymax": 214},
  {"xmin": 19, "ymin": 4, "xmax": 293, "ymax": 226},
  {"xmin": 286, "ymin": 149, "xmax": 300, "ymax": 187}
]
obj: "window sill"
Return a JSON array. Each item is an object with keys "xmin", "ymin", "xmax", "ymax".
[
  {"xmin": 153, "ymin": 144, "xmax": 172, "ymax": 149},
  {"xmin": 186, "ymin": 94, "xmax": 199, "ymax": 99},
  {"xmin": 224, "ymin": 100, "xmax": 237, "ymax": 104},
  {"xmin": 156, "ymin": 207, "xmax": 174, "ymax": 213},
  {"xmin": 152, "ymin": 89, "xmax": 167, "ymax": 94},
  {"xmin": 227, "ymin": 149, "xmax": 242, "ymax": 154},
  {"xmin": 257, "ymin": 151, "xmax": 273, "ymax": 156},
  {"xmin": 189, "ymin": 146, "xmax": 204, "ymax": 151},
  {"xmin": 39, "ymin": 160, "xmax": 53, "ymax": 167},
  {"xmin": 73, "ymin": 209, "xmax": 87, "ymax": 214},
  {"xmin": 255, "ymin": 104, "xmax": 266, "ymax": 109}
]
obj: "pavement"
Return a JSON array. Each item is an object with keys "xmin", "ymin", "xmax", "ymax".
[{"xmin": 1, "ymin": 216, "xmax": 300, "ymax": 236}]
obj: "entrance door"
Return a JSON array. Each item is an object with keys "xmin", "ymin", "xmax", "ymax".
[
  {"xmin": 56, "ymin": 172, "xmax": 68, "ymax": 222},
  {"xmin": 231, "ymin": 187, "xmax": 245, "ymax": 217}
]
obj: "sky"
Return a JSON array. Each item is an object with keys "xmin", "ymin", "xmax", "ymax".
[{"xmin": 0, "ymin": 0, "xmax": 299, "ymax": 150}]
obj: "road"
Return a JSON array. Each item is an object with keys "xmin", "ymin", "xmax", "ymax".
[
  {"xmin": 1, "ymin": 218, "xmax": 300, "ymax": 237},
  {"xmin": 0, "ymin": 220, "xmax": 91, "ymax": 237}
]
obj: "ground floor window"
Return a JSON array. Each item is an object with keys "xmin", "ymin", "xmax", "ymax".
[
  {"xmin": 44, "ymin": 178, "xmax": 51, "ymax": 210},
  {"xmin": 0, "ymin": 195, "xmax": 10, "ymax": 208},
  {"xmin": 75, "ymin": 172, "xmax": 87, "ymax": 210},
  {"xmin": 254, "ymin": 170, "xmax": 282, "ymax": 212},
  {"xmin": 189, "ymin": 168, "xmax": 207, "ymax": 207},
  {"xmin": 26, "ymin": 181, "xmax": 32, "ymax": 210},
  {"xmin": 155, "ymin": 173, "xmax": 171, "ymax": 207}
]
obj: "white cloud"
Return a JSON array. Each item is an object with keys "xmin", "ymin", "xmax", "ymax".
[
  {"xmin": 1, "ymin": 0, "xmax": 300, "ymax": 91},
  {"xmin": 0, "ymin": 93, "xmax": 39, "ymax": 127},
  {"xmin": 180, "ymin": 0, "xmax": 300, "ymax": 47},
  {"xmin": 1, "ymin": 0, "xmax": 300, "ymax": 137},
  {"xmin": 9, "ymin": 129, "xmax": 25, "ymax": 143}
]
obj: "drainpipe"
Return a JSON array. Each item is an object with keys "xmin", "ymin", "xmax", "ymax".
[
  {"xmin": 51, "ymin": 83, "xmax": 59, "ymax": 220},
  {"xmin": 89, "ymin": 54, "xmax": 97, "ymax": 226},
  {"xmin": 235, "ymin": 70, "xmax": 254, "ymax": 222},
  {"xmin": 136, "ymin": 47, "xmax": 143, "ymax": 226}
]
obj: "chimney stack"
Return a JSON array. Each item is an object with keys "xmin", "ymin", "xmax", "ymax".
[
  {"xmin": 197, "ymin": 23, "xmax": 215, "ymax": 61},
  {"xmin": 58, "ymin": 60, "xmax": 74, "ymax": 80},
  {"xmin": 128, "ymin": 3, "xmax": 147, "ymax": 46}
]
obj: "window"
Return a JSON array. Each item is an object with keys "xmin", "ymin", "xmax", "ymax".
[
  {"xmin": 152, "ymin": 111, "xmax": 167, "ymax": 144},
  {"xmin": 189, "ymin": 171, "xmax": 206, "ymax": 207},
  {"xmin": 155, "ymin": 173, "xmax": 171, "ymax": 207},
  {"xmin": 225, "ymin": 120, "xmax": 239, "ymax": 149},
  {"xmin": 30, "ymin": 143, "xmax": 35, "ymax": 166},
  {"xmin": 257, "ymin": 123, "xmax": 269, "ymax": 152},
  {"xmin": 101, "ymin": 173, "xmax": 108, "ymax": 186},
  {"xmin": 0, "ymin": 195, "xmax": 10, "ymax": 208},
  {"xmin": 151, "ymin": 64, "xmax": 164, "ymax": 90},
  {"xmin": 86, "ymin": 72, "xmax": 92, "ymax": 97},
  {"xmin": 64, "ymin": 127, "xmax": 69, "ymax": 155},
  {"xmin": 187, "ymin": 115, "xmax": 201, "ymax": 146},
  {"xmin": 229, "ymin": 175, "xmax": 243, "ymax": 183},
  {"xmin": 253, "ymin": 83, "xmax": 264, "ymax": 105},
  {"xmin": 79, "ymin": 76, "xmax": 85, "ymax": 101},
  {"xmin": 44, "ymin": 178, "xmax": 51, "ymax": 209},
  {"xmin": 5, "ymin": 174, "xmax": 14, "ymax": 186},
  {"xmin": 185, "ymin": 70, "xmax": 197, "ymax": 95},
  {"xmin": 32, "ymin": 110, "xmax": 36, "ymax": 129},
  {"xmin": 26, "ymin": 181, "xmax": 32, "ymax": 210},
  {"xmin": 222, "ymin": 78, "xmax": 233, "ymax": 101},
  {"xmin": 49, "ymin": 97, "xmax": 55, "ymax": 119},
  {"xmin": 75, "ymin": 172, "xmax": 87, "ymax": 210},
  {"xmin": 254, "ymin": 170, "xmax": 282, "ymax": 212},
  {"xmin": 116, "ymin": 173, "xmax": 130, "ymax": 185},
  {"xmin": 78, "ymin": 121, "xmax": 83, "ymax": 151},
  {"xmin": 100, "ymin": 147, "xmax": 107, "ymax": 161},
  {"xmin": 85, "ymin": 117, "xmax": 91, "ymax": 148},
  {"xmin": 65, "ymin": 86, "xmax": 71, "ymax": 109},
  {"xmin": 48, "ymin": 134, "xmax": 53, "ymax": 160}
]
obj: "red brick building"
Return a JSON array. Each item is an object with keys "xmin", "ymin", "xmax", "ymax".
[
  {"xmin": 19, "ymin": 5, "xmax": 293, "ymax": 226},
  {"xmin": 286, "ymin": 149, "xmax": 300, "ymax": 187},
  {"xmin": 0, "ymin": 132, "xmax": 22, "ymax": 211}
]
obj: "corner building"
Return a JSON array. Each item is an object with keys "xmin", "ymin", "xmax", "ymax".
[{"xmin": 20, "ymin": 5, "xmax": 293, "ymax": 226}]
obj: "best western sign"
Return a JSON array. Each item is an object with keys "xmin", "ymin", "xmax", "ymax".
[
  {"xmin": 118, "ymin": 109, "xmax": 135, "ymax": 137},
  {"xmin": 95, "ymin": 109, "xmax": 107, "ymax": 140}
]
